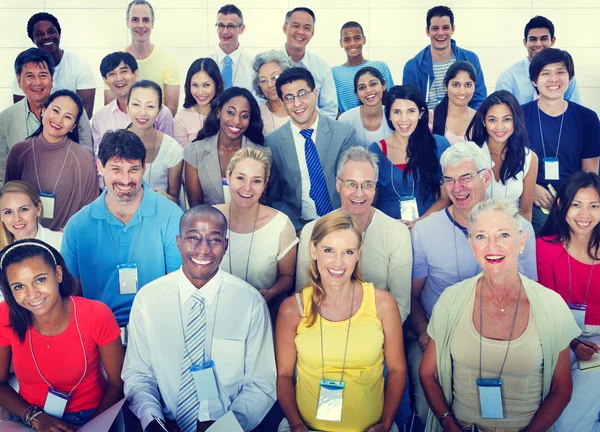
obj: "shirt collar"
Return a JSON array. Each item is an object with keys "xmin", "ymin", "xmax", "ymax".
[
  {"xmin": 290, "ymin": 113, "xmax": 319, "ymax": 137},
  {"xmin": 216, "ymin": 44, "xmax": 243, "ymax": 64},
  {"xmin": 283, "ymin": 45, "xmax": 308, "ymax": 67},
  {"xmin": 178, "ymin": 267, "xmax": 224, "ymax": 307},
  {"xmin": 91, "ymin": 182, "xmax": 158, "ymax": 222},
  {"xmin": 108, "ymin": 98, "xmax": 128, "ymax": 116},
  {"xmin": 24, "ymin": 99, "xmax": 40, "ymax": 120}
]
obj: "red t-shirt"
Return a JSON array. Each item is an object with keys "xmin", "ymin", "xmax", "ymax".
[
  {"xmin": 536, "ymin": 236, "xmax": 600, "ymax": 325},
  {"xmin": 379, "ymin": 139, "xmax": 408, "ymax": 171},
  {"xmin": 0, "ymin": 296, "xmax": 120, "ymax": 412}
]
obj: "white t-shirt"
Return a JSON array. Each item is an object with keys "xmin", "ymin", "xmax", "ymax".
[
  {"xmin": 143, "ymin": 134, "xmax": 183, "ymax": 193},
  {"xmin": 482, "ymin": 142, "xmax": 533, "ymax": 204},
  {"xmin": 13, "ymin": 50, "xmax": 96, "ymax": 96},
  {"xmin": 338, "ymin": 105, "xmax": 394, "ymax": 147}
]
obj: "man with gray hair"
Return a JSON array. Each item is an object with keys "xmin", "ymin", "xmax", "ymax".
[
  {"xmin": 406, "ymin": 141, "xmax": 537, "ymax": 425},
  {"xmin": 295, "ymin": 146, "xmax": 412, "ymax": 321}
]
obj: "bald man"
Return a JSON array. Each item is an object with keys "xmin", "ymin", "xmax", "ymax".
[{"xmin": 123, "ymin": 205, "xmax": 276, "ymax": 432}]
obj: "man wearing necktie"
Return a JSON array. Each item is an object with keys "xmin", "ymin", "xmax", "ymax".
[{"xmin": 265, "ymin": 67, "xmax": 358, "ymax": 232}]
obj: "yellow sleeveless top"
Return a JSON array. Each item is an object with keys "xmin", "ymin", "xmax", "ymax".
[{"xmin": 295, "ymin": 282, "xmax": 384, "ymax": 431}]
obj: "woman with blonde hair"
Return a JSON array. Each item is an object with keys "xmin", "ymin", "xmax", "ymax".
[
  {"xmin": 0, "ymin": 181, "xmax": 62, "ymax": 251},
  {"xmin": 215, "ymin": 147, "xmax": 297, "ymax": 321},
  {"xmin": 276, "ymin": 211, "xmax": 405, "ymax": 432}
]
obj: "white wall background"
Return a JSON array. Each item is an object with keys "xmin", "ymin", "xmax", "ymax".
[{"xmin": 0, "ymin": 0, "xmax": 599, "ymax": 115}]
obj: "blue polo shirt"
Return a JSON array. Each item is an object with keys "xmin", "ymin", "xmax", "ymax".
[{"xmin": 61, "ymin": 183, "xmax": 183, "ymax": 326}]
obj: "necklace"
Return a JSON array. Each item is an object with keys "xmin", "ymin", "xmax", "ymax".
[
  {"xmin": 34, "ymin": 300, "xmax": 69, "ymax": 348},
  {"xmin": 481, "ymin": 280, "xmax": 522, "ymax": 313}
]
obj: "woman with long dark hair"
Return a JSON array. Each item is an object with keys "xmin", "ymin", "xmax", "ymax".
[
  {"xmin": 0, "ymin": 240, "xmax": 123, "ymax": 429},
  {"xmin": 368, "ymin": 85, "xmax": 450, "ymax": 229},
  {"xmin": 467, "ymin": 90, "xmax": 538, "ymax": 221},
  {"xmin": 184, "ymin": 86, "xmax": 267, "ymax": 206}
]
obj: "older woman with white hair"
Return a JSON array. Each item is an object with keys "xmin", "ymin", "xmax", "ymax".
[
  {"xmin": 419, "ymin": 199, "xmax": 580, "ymax": 432},
  {"xmin": 252, "ymin": 50, "xmax": 294, "ymax": 135}
]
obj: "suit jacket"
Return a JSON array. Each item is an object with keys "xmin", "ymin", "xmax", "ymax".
[
  {"xmin": 0, "ymin": 98, "xmax": 93, "ymax": 184},
  {"xmin": 266, "ymin": 116, "xmax": 357, "ymax": 230}
]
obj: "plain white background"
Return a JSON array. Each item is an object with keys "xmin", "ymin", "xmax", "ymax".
[{"xmin": 0, "ymin": 0, "xmax": 598, "ymax": 115}]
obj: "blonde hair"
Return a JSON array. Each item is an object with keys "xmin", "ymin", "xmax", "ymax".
[
  {"xmin": 469, "ymin": 198, "xmax": 523, "ymax": 235},
  {"xmin": 226, "ymin": 147, "xmax": 271, "ymax": 185},
  {"xmin": 0, "ymin": 181, "xmax": 43, "ymax": 250},
  {"xmin": 304, "ymin": 210, "xmax": 363, "ymax": 327}
]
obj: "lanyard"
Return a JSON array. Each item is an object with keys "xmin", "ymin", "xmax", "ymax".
[
  {"xmin": 478, "ymin": 278, "xmax": 522, "ymax": 380},
  {"xmin": 447, "ymin": 207, "xmax": 475, "ymax": 281},
  {"xmin": 29, "ymin": 297, "xmax": 87, "ymax": 396},
  {"xmin": 537, "ymin": 102, "xmax": 565, "ymax": 160},
  {"xmin": 319, "ymin": 282, "xmax": 355, "ymax": 383},
  {"xmin": 565, "ymin": 246, "xmax": 595, "ymax": 305},
  {"xmin": 387, "ymin": 142, "xmax": 415, "ymax": 200},
  {"xmin": 32, "ymin": 137, "xmax": 72, "ymax": 196},
  {"xmin": 105, "ymin": 212, "xmax": 143, "ymax": 265},
  {"xmin": 228, "ymin": 204, "xmax": 259, "ymax": 282}
]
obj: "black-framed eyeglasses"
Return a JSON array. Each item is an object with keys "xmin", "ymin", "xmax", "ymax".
[
  {"xmin": 441, "ymin": 169, "xmax": 486, "ymax": 186},
  {"xmin": 216, "ymin": 23, "xmax": 242, "ymax": 30},
  {"xmin": 282, "ymin": 89, "xmax": 313, "ymax": 104}
]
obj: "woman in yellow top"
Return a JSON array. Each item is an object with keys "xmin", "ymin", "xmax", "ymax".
[{"xmin": 276, "ymin": 211, "xmax": 406, "ymax": 432}]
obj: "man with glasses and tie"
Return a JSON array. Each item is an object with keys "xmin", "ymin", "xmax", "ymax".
[
  {"xmin": 123, "ymin": 205, "xmax": 276, "ymax": 432},
  {"xmin": 405, "ymin": 141, "xmax": 537, "ymax": 426},
  {"xmin": 208, "ymin": 4, "xmax": 256, "ymax": 96},
  {"xmin": 266, "ymin": 67, "xmax": 357, "ymax": 232}
]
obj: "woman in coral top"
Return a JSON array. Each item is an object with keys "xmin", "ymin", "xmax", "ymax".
[{"xmin": 0, "ymin": 239, "xmax": 124, "ymax": 431}]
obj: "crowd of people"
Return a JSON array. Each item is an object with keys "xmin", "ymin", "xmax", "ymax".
[{"xmin": 0, "ymin": 1, "xmax": 597, "ymax": 432}]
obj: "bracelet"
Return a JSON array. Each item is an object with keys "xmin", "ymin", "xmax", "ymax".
[
  {"xmin": 439, "ymin": 411, "xmax": 454, "ymax": 423},
  {"xmin": 22, "ymin": 405, "xmax": 35, "ymax": 424},
  {"xmin": 30, "ymin": 409, "xmax": 44, "ymax": 424},
  {"xmin": 24, "ymin": 407, "xmax": 43, "ymax": 427}
]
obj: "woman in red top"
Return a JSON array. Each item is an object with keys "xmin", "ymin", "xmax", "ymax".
[
  {"xmin": 537, "ymin": 171, "xmax": 600, "ymax": 431},
  {"xmin": 0, "ymin": 239, "xmax": 124, "ymax": 431}
]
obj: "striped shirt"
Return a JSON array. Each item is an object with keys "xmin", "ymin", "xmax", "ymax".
[{"xmin": 427, "ymin": 55, "xmax": 455, "ymax": 110}]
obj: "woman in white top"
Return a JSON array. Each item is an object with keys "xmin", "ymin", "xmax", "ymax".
[
  {"xmin": 338, "ymin": 66, "xmax": 394, "ymax": 147},
  {"xmin": 127, "ymin": 80, "xmax": 183, "ymax": 204},
  {"xmin": 252, "ymin": 50, "xmax": 294, "ymax": 136},
  {"xmin": 215, "ymin": 147, "xmax": 297, "ymax": 320},
  {"xmin": 0, "ymin": 181, "xmax": 62, "ymax": 251},
  {"xmin": 467, "ymin": 90, "xmax": 538, "ymax": 222}
]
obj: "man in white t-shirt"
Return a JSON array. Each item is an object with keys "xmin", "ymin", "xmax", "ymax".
[{"xmin": 13, "ymin": 12, "xmax": 97, "ymax": 118}]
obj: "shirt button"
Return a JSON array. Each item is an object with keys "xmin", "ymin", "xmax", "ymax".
[
  {"xmin": 199, "ymin": 412, "xmax": 209, "ymax": 421},
  {"xmin": 123, "ymin": 228, "xmax": 127, "ymax": 233}
]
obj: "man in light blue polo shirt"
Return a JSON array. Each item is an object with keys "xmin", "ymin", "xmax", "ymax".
[
  {"xmin": 406, "ymin": 142, "xmax": 537, "ymax": 424},
  {"xmin": 61, "ymin": 129, "xmax": 183, "ymax": 329}
]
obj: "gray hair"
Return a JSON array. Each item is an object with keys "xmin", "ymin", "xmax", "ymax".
[
  {"xmin": 440, "ymin": 141, "xmax": 490, "ymax": 173},
  {"xmin": 252, "ymin": 50, "xmax": 295, "ymax": 97},
  {"xmin": 126, "ymin": 0, "xmax": 155, "ymax": 25},
  {"xmin": 336, "ymin": 147, "xmax": 379, "ymax": 183},
  {"xmin": 469, "ymin": 198, "xmax": 523, "ymax": 235}
]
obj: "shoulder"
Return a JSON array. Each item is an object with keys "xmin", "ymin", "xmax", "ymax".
[
  {"xmin": 522, "ymin": 276, "xmax": 568, "ymax": 307},
  {"xmin": 0, "ymin": 302, "xmax": 10, "ymax": 327},
  {"xmin": 372, "ymin": 208, "xmax": 409, "ymax": 235},
  {"xmin": 374, "ymin": 287, "xmax": 397, "ymax": 311},
  {"xmin": 136, "ymin": 271, "xmax": 180, "ymax": 304},
  {"xmin": 279, "ymin": 294, "xmax": 303, "ymax": 326},
  {"xmin": 8, "ymin": 138, "xmax": 33, "ymax": 154},
  {"xmin": 0, "ymin": 101, "xmax": 22, "ymax": 120},
  {"xmin": 184, "ymin": 137, "xmax": 215, "ymax": 158},
  {"xmin": 518, "ymin": 215, "xmax": 535, "ymax": 237},
  {"xmin": 435, "ymin": 275, "xmax": 478, "ymax": 309},
  {"xmin": 154, "ymin": 45, "xmax": 176, "ymax": 61},
  {"xmin": 454, "ymin": 43, "xmax": 481, "ymax": 61},
  {"xmin": 222, "ymin": 271, "xmax": 267, "ymax": 304},
  {"xmin": 73, "ymin": 296, "xmax": 113, "ymax": 318},
  {"xmin": 433, "ymin": 134, "xmax": 451, "ymax": 153},
  {"xmin": 413, "ymin": 209, "xmax": 447, "ymax": 232},
  {"xmin": 324, "ymin": 115, "xmax": 352, "ymax": 134},
  {"xmin": 338, "ymin": 107, "xmax": 359, "ymax": 124},
  {"xmin": 264, "ymin": 123, "xmax": 291, "ymax": 147},
  {"xmin": 569, "ymin": 101, "xmax": 598, "ymax": 119},
  {"xmin": 536, "ymin": 236, "xmax": 561, "ymax": 254},
  {"xmin": 299, "ymin": 218, "xmax": 317, "ymax": 242},
  {"xmin": 520, "ymin": 101, "xmax": 536, "ymax": 115}
]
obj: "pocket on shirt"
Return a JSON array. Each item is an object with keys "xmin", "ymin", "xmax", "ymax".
[{"xmin": 212, "ymin": 338, "xmax": 245, "ymax": 386}]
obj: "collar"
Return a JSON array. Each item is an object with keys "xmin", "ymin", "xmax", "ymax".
[
  {"xmin": 34, "ymin": 223, "xmax": 46, "ymax": 241},
  {"xmin": 32, "ymin": 133, "xmax": 71, "ymax": 150},
  {"xmin": 108, "ymin": 98, "xmax": 128, "ymax": 116},
  {"xmin": 91, "ymin": 182, "xmax": 157, "ymax": 222},
  {"xmin": 290, "ymin": 113, "xmax": 319, "ymax": 137},
  {"xmin": 178, "ymin": 267, "xmax": 224, "ymax": 308},
  {"xmin": 283, "ymin": 44, "xmax": 308, "ymax": 67},
  {"xmin": 216, "ymin": 44, "xmax": 243, "ymax": 64},
  {"xmin": 24, "ymin": 99, "xmax": 41, "ymax": 120},
  {"xmin": 445, "ymin": 207, "xmax": 468, "ymax": 236}
]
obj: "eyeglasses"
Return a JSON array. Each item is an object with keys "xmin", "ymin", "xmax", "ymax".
[
  {"xmin": 282, "ymin": 89, "xmax": 313, "ymax": 104},
  {"xmin": 258, "ymin": 75, "xmax": 280, "ymax": 87},
  {"xmin": 337, "ymin": 177, "xmax": 375, "ymax": 191},
  {"xmin": 215, "ymin": 23, "xmax": 242, "ymax": 30},
  {"xmin": 440, "ymin": 169, "xmax": 485, "ymax": 186}
]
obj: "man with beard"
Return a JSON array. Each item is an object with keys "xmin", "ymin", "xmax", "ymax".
[{"xmin": 61, "ymin": 129, "xmax": 183, "ymax": 339}]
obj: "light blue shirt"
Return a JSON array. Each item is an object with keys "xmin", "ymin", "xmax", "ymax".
[
  {"xmin": 495, "ymin": 57, "xmax": 581, "ymax": 104},
  {"xmin": 61, "ymin": 183, "xmax": 183, "ymax": 326},
  {"xmin": 412, "ymin": 208, "xmax": 537, "ymax": 319}
]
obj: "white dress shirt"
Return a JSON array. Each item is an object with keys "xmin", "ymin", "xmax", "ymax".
[
  {"xmin": 280, "ymin": 46, "xmax": 338, "ymax": 118},
  {"xmin": 291, "ymin": 116, "xmax": 320, "ymax": 221},
  {"xmin": 122, "ymin": 268, "xmax": 276, "ymax": 431},
  {"xmin": 209, "ymin": 44, "xmax": 256, "ymax": 98}
]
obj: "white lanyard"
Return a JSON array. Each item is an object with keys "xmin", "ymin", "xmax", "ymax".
[
  {"xmin": 537, "ymin": 102, "xmax": 565, "ymax": 160},
  {"xmin": 227, "ymin": 205, "xmax": 259, "ymax": 282},
  {"xmin": 32, "ymin": 136, "xmax": 72, "ymax": 196}
]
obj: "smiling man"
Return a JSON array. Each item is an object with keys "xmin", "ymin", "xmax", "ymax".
[
  {"xmin": 406, "ymin": 141, "xmax": 536, "ymax": 424},
  {"xmin": 12, "ymin": 12, "xmax": 97, "ymax": 118},
  {"xmin": 61, "ymin": 129, "xmax": 182, "ymax": 336},
  {"xmin": 331, "ymin": 21, "xmax": 394, "ymax": 114},
  {"xmin": 123, "ymin": 205, "xmax": 275, "ymax": 432},
  {"xmin": 265, "ymin": 67, "xmax": 357, "ymax": 231},
  {"xmin": 403, "ymin": 5, "xmax": 486, "ymax": 110},
  {"xmin": 496, "ymin": 16, "xmax": 581, "ymax": 105}
]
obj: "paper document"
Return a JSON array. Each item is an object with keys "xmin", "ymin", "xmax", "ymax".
[
  {"xmin": 206, "ymin": 411, "xmax": 243, "ymax": 432},
  {"xmin": 78, "ymin": 398, "xmax": 125, "ymax": 431}
]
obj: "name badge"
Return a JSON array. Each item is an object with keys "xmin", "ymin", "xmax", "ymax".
[
  {"xmin": 400, "ymin": 197, "xmax": 419, "ymax": 222},
  {"xmin": 190, "ymin": 360, "xmax": 219, "ymax": 401},
  {"xmin": 222, "ymin": 178, "xmax": 231, "ymax": 204},
  {"xmin": 43, "ymin": 387, "xmax": 71, "ymax": 419},
  {"xmin": 568, "ymin": 303, "xmax": 587, "ymax": 331},
  {"xmin": 117, "ymin": 263, "xmax": 138, "ymax": 295},
  {"xmin": 543, "ymin": 157, "xmax": 559, "ymax": 181},
  {"xmin": 476, "ymin": 378, "xmax": 504, "ymax": 419},
  {"xmin": 39, "ymin": 192, "xmax": 56, "ymax": 220},
  {"xmin": 316, "ymin": 380, "xmax": 344, "ymax": 422}
]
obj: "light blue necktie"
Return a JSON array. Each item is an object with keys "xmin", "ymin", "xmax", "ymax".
[
  {"xmin": 176, "ymin": 291, "xmax": 206, "ymax": 432},
  {"xmin": 299, "ymin": 129, "xmax": 333, "ymax": 216},
  {"xmin": 222, "ymin": 55, "xmax": 233, "ymax": 89}
]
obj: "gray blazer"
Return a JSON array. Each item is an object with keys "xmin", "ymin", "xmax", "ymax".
[
  {"xmin": 266, "ymin": 115, "xmax": 357, "ymax": 230},
  {"xmin": 0, "ymin": 98, "xmax": 93, "ymax": 184},
  {"xmin": 183, "ymin": 134, "xmax": 271, "ymax": 205}
]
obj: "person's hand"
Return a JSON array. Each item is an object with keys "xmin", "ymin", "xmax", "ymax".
[
  {"xmin": 290, "ymin": 422, "xmax": 309, "ymax": 432},
  {"xmin": 400, "ymin": 219, "xmax": 416, "ymax": 231},
  {"xmin": 533, "ymin": 184, "xmax": 554, "ymax": 210},
  {"xmin": 31, "ymin": 413, "xmax": 79, "ymax": 432},
  {"xmin": 153, "ymin": 188, "xmax": 177, "ymax": 203},
  {"xmin": 145, "ymin": 419, "xmax": 180, "ymax": 432},
  {"xmin": 440, "ymin": 414, "xmax": 462, "ymax": 432},
  {"xmin": 418, "ymin": 332, "xmax": 430, "ymax": 352},
  {"xmin": 573, "ymin": 340, "xmax": 600, "ymax": 361},
  {"xmin": 367, "ymin": 423, "xmax": 391, "ymax": 432},
  {"xmin": 260, "ymin": 289, "xmax": 276, "ymax": 304}
]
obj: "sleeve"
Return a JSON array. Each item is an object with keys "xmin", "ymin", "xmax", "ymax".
[
  {"xmin": 581, "ymin": 107, "xmax": 600, "ymax": 159},
  {"xmin": 61, "ymin": 219, "xmax": 81, "ymax": 280},
  {"xmin": 162, "ymin": 51, "xmax": 180, "ymax": 86},
  {"xmin": 183, "ymin": 141, "xmax": 199, "ymax": 168},
  {"xmin": 122, "ymin": 294, "xmax": 165, "ymax": 429},
  {"xmin": 387, "ymin": 224, "xmax": 412, "ymax": 323},
  {"xmin": 402, "ymin": 59, "xmax": 417, "ymax": 87},
  {"xmin": 81, "ymin": 152, "xmax": 100, "ymax": 207},
  {"xmin": 91, "ymin": 300, "xmax": 121, "ymax": 345},
  {"xmin": 0, "ymin": 304, "xmax": 12, "ymax": 346},
  {"xmin": 382, "ymin": 63, "xmax": 395, "ymax": 87},
  {"xmin": 0, "ymin": 114, "xmax": 7, "ymax": 184},
  {"xmin": 565, "ymin": 77, "xmax": 582, "ymax": 104},
  {"xmin": 164, "ymin": 206, "xmax": 184, "ymax": 273},
  {"xmin": 156, "ymin": 107, "xmax": 174, "ymax": 138},
  {"xmin": 295, "ymin": 224, "xmax": 311, "ymax": 290},
  {"xmin": 77, "ymin": 111, "xmax": 94, "ymax": 155},
  {"xmin": 317, "ymin": 67, "xmax": 338, "ymax": 119},
  {"xmin": 411, "ymin": 222, "xmax": 430, "ymax": 279},
  {"xmin": 468, "ymin": 54, "xmax": 487, "ymax": 110},
  {"xmin": 73, "ymin": 56, "xmax": 97, "ymax": 90},
  {"xmin": 518, "ymin": 221, "xmax": 538, "ymax": 281},
  {"xmin": 277, "ymin": 216, "xmax": 299, "ymax": 261},
  {"xmin": 91, "ymin": 116, "xmax": 102, "ymax": 155},
  {"xmin": 173, "ymin": 112, "xmax": 189, "ymax": 146},
  {"xmin": 4, "ymin": 145, "xmax": 20, "ymax": 183},
  {"xmin": 548, "ymin": 289, "xmax": 583, "ymax": 347},
  {"xmin": 165, "ymin": 137, "xmax": 184, "ymax": 169},
  {"xmin": 12, "ymin": 75, "xmax": 24, "ymax": 97},
  {"xmin": 536, "ymin": 239, "xmax": 556, "ymax": 291},
  {"xmin": 228, "ymin": 295, "xmax": 276, "ymax": 430},
  {"xmin": 340, "ymin": 124, "xmax": 358, "ymax": 152},
  {"xmin": 495, "ymin": 69, "xmax": 515, "ymax": 93}
]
